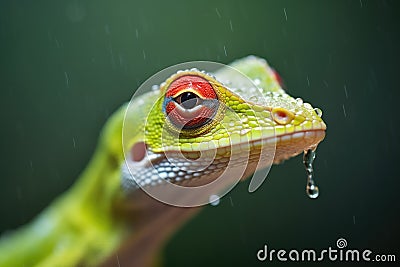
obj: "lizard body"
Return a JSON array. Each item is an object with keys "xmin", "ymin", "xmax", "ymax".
[{"xmin": 0, "ymin": 56, "xmax": 326, "ymax": 267}]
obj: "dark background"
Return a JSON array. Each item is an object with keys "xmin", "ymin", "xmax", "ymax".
[{"xmin": 1, "ymin": 0, "xmax": 399, "ymax": 266}]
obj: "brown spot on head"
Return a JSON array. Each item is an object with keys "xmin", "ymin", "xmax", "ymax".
[{"xmin": 131, "ymin": 142, "xmax": 147, "ymax": 162}]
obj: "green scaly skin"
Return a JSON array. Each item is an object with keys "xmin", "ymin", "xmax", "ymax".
[{"xmin": 0, "ymin": 56, "xmax": 326, "ymax": 267}]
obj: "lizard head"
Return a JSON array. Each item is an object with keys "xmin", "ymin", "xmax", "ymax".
[{"xmin": 122, "ymin": 56, "xmax": 326, "ymax": 205}]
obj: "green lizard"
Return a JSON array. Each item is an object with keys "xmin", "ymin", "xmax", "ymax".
[{"xmin": 0, "ymin": 56, "xmax": 326, "ymax": 267}]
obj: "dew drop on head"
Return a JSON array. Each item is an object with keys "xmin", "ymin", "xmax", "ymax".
[
  {"xmin": 253, "ymin": 78, "xmax": 261, "ymax": 85},
  {"xmin": 249, "ymin": 95, "xmax": 259, "ymax": 103},
  {"xmin": 314, "ymin": 107, "xmax": 323, "ymax": 117},
  {"xmin": 296, "ymin": 97, "xmax": 303, "ymax": 105}
]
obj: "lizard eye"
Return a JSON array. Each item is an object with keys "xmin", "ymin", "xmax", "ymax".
[
  {"xmin": 163, "ymin": 74, "xmax": 219, "ymax": 130},
  {"xmin": 175, "ymin": 91, "xmax": 201, "ymax": 110}
]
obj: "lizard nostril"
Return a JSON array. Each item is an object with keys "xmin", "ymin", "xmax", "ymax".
[
  {"xmin": 272, "ymin": 108, "xmax": 294, "ymax": 125},
  {"xmin": 130, "ymin": 141, "xmax": 147, "ymax": 162}
]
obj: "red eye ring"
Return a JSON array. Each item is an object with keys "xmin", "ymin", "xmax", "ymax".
[
  {"xmin": 164, "ymin": 75, "xmax": 219, "ymax": 130},
  {"xmin": 166, "ymin": 75, "xmax": 217, "ymax": 99}
]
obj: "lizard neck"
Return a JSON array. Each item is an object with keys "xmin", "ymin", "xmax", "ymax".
[{"xmin": 101, "ymin": 189, "xmax": 201, "ymax": 267}]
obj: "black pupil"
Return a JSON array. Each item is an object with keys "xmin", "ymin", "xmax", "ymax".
[{"xmin": 180, "ymin": 92, "xmax": 198, "ymax": 109}]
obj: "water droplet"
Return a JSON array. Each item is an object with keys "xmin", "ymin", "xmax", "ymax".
[
  {"xmin": 304, "ymin": 103, "xmax": 312, "ymax": 109},
  {"xmin": 253, "ymin": 78, "xmax": 261, "ymax": 85},
  {"xmin": 151, "ymin": 85, "xmax": 159, "ymax": 91},
  {"xmin": 296, "ymin": 98, "xmax": 303, "ymax": 105},
  {"xmin": 306, "ymin": 182, "xmax": 319, "ymax": 199},
  {"xmin": 314, "ymin": 108, "xmax": 323, "ymax": 117},
  {"xmin": 249, "ymin": 96, "xmax": 259, "ymax": 103},
  {"xmin": 209, "ymin": 194, "xmax": 220, "ymax": 206},
  {"xmin": 223, "ymin": 79, "xmax": 231, "ymax": 85},
  {"xmin": 303, "ymin": 149, "xmax": 320, "ymax": 199}
]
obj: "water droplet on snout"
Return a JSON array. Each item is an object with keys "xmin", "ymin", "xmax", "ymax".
[
  {"xmin": 303, "ymin": 149, "xmax": 320, "ymax": 199},
  {"xmin": 296, "ymin": 98, "xmax": 303, "ymax": 105},
  {"xmin": 209, "ymin": 194, "xmax": 220, "ymax": 206},
  {"xmin": 314, "ymin": 108, "xmax": 323, "ymax": 117}
]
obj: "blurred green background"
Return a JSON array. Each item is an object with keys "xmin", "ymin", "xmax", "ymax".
[{"xmin": 1, "ymin": 0, "xmax": 399, "ymax": 266}]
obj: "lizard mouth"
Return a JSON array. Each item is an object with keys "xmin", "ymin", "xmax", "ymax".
[
  {"xmin": 268, "ymin": 129, "xmax": 326, "ymax": 164},
  {"xmin": 172, "ymin": 127, "xmax": 326, "ymax": 163},
  {"xmin": 123, "ymin": 126, "xmax": 326, "ymax": 189},
  {"xmin": 138, "ymin": 125, "xmax": 327, "ymax": 167}
]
